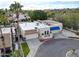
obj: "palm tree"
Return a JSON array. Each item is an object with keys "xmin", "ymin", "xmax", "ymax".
[
  {"xmin": 0, "ymin": 10, "xmax": 8, "ymax": 26},
  {"xmin": 0, "ymin": 23, "xmax": 6, "ymax": 56},
  {"xmin": 9, "ymin": 1, "xmax": 24, "ymax": 56},
  {"xmin": 9, "ymin": 1, "xmax": 23, "ymax": 12}
]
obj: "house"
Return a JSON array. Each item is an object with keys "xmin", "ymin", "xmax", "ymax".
[
  {"xmin": 8, "ymin": 12, "xmax": 30, "ymax": 22},
  {"xmin": 0, "ymin": 27, "xmax": 15, "ymax": 55},
  {"xmin": 19, "ymin": 20, "xmax": 63, "ymax": 41},
  {"xmin": 19, "ymin": 22, "xmax": 38, "ymax": 40},
  {"xmin": 12, "ymin": 13, "xmax": 26, "ymax": 21},
  {"xmin": 19, "ymin": 21, "xmax": 53, "ymax": 41}
]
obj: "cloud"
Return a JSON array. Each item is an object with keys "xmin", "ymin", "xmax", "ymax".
[
  {"xmin": 22, "ymin": 1, "xmax": 79, "ymax": 10},
  {"xmin": 0, "ymin": 0, "xmax": 79, "ymax": 9}
]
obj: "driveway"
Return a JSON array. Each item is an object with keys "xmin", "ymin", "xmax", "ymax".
[
  {"xmin": 35, "ymin": 39, "xmax": 79, "ymax": 57},
  {"xmin": 26, "ymin": 39, "xmax": 43, "ymax": 57}
]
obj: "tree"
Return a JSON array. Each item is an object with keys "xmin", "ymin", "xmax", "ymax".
[
  {"xmin": 0, "ymin": 9, "xmax": 5, "ymax": 15},
  {"xmin": 62, "ymin": 12, "xmax": 79, "ymax": 30},
  {"xmin": 0, "ymin": 9, "xmax": 8, "ymax": 25},
  {"xmin": 9, "ymin": 1, "xmax": 23, "ymax": 22},
  {"xmin": 29, "ymin": 10, "xmax": 47, "ymax": 21},
  {"xmin": 71, "ymin": 13, "xmax": 79, "ymax": 30},
  {"xmin": 47, "ymin": 12, "xmax": 55, "ymax": 18},
  {"xmin": 9, "ymin": 1, "xmax": 23, "ymax": 12},
  {"xmin": 0, "ymin": 22, "xmax": 6, "ymax": 56},
  {"xmin": 9, "ymin": 1, "xmax": 24, "ymax": 56}
]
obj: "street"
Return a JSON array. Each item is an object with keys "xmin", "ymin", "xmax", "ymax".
[{"xmin": 35, "ymin": 39, "xmax": 79, "ymax": 57}]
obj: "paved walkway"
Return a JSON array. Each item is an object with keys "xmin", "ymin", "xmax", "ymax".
[{"xmin": 26, "ymin": 39, "xmax": 43, "ymax": 57}]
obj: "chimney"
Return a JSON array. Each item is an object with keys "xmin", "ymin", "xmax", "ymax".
[{"xmin": 35, "ymin": 27, "xmax": 37, "ymax": 29}]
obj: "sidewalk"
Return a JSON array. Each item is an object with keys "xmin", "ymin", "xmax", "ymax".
[
  {"xmin": 62, "ymin": 30, "xmax": 79, "ymax": 38},
  {"xmin": 54, "ymin": 29, "xmax": 79, "ymax": 39}
]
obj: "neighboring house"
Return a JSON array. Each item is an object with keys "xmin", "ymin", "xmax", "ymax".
[
  {"xmin": 7, "ymin": 12, "xmax": 30, "ymax": 22},
  {"xmin": 19, "ymin": 20, "xmax": 63, "ymax": 41},
  {"xmin": 0, "ymin": 27, "xmax": 15, "ymax": 55}
]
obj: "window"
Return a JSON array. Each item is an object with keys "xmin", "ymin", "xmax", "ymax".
[
  {"xmin": 50, "ymin": 31, "xmax": 52, "ymax": 33},
  {"xmin": 42, "ymin": 33, "xmax": 44, "ymax": 35},
  {"xmin": 47, "ymin": 31, "xmax": 49, "ymax": 35},
  {"xmin": 44, "ymin": 31, "xmax": 47, "ymax": 37},
  {"xmin": 47, "ymin": 31, "xmax": 50, "ymax": 36},
  {"xmin": 35, "ymin": 27, "xmax": 37, "ymax": 29},
  {"xmin": 45, "ymin": 31, "xmax": 47, "ymax": 35},
  {"xmin": 24, "ymin": 16, "xmax": 26, "ymax": 17}
]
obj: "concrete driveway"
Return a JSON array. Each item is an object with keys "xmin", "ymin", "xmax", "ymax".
[
  {"xmin": 26, "ymin": 39, "xmax": 43, "ymax": 57},
  {"xmin": 35, "ymin": 39, "xmax": 79, "ymax": 57}
]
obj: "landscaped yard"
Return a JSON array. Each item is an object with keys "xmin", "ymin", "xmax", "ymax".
[{"xmin": 21, "ymin": 42, "xmax": 30, "ymax": 57}]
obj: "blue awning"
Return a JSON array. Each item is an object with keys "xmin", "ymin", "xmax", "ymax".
[{"xmin": 50, "ymin": 26, "xmax": 60, "ymax": 30}]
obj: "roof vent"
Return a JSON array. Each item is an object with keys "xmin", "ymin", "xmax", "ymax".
[
  {"xmin": 35, "ymin": 27, "xmax": 37, "ymax": 29},
  {"xmin": 36, "ymin": 23, "xmax": 39, "ymax": 26}
]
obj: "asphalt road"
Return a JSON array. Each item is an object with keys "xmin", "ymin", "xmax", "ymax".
[{"xmin": 35, "ymin": 39, "xmax": 79, "ymax": 57}]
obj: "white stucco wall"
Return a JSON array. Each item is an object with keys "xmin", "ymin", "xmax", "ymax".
[
  {"xmin": 25, "ymin": 33, "xmax": 38, "ymax": 40},
  {"xmin": 38, "ymin": 27, "xmax": 53, "ymax": 40}
]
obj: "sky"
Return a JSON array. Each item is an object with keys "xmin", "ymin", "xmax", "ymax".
[{"xmin": 0, "ymin": 0, "xmax": 79, "ymax": 10}]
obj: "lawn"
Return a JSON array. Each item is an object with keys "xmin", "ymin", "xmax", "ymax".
[
  {"xmin": 21, "ymin": 42, "xmax": 30, "ymax": 57},
  {"xmin": 11, "ymin": 50, "xmax": 21, "ymax": 57}
]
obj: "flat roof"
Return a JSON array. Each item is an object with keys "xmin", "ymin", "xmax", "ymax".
[
  {"xmin": 39, "ymin": 20, "xmax": 62, "ymax": 26},
  {"xmin": 0, "ymin": 27, "xmax": 15, "ymax": 34},
  {"xmin": 19, "ymin": 22, "xmax": 49, "ymax": 31},
  {"xmin": 19, "ymin": 20, "xmax": 63, "ymax": 31}
]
